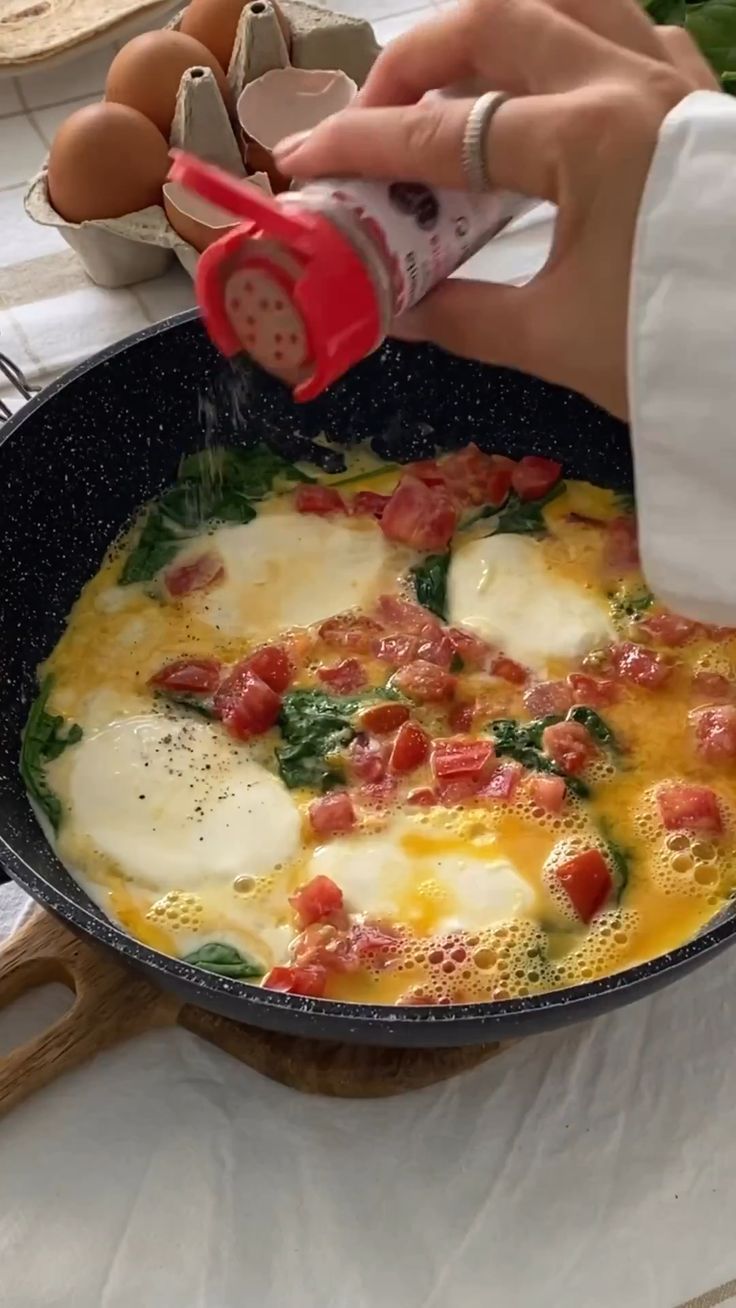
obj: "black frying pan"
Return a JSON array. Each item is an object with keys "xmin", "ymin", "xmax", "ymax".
[{"xmin": 1, "ymin": 310, "xmax": 732, "ymax": 1047}]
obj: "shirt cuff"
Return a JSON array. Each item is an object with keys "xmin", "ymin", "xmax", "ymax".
[{"xmin": 628, "ymin": 89, "xmax": 736, "ymax": 625}]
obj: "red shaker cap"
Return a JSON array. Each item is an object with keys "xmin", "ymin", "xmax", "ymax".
[{"xmin": 168, "ymin": 150, "xmax": 383, "ymax": 402}]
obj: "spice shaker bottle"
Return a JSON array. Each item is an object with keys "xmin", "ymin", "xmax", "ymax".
[{"xmin": 169, "ymin": 149, "xmax": 531, "ymax": 402}]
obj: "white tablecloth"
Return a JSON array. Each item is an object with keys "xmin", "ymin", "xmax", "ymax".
[{"xmin": 2, "ymin": 10, "xmax": 732, "ymax": 1308}]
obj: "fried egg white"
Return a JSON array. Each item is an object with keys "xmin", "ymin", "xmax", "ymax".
[
  {"xmin": 186, "ymin": 510, "xmax": 407, "ymax": 639},
  {"xmin": 51, "ymin": 711, "xmax": 301, "ymax": 893},
  {"xmin": 309, "ymin": 811, "xmax": 537, "ymax": 935},
  {"xmin": 448, "ymin": 533, "xmax": 615, "ymax": 675}
]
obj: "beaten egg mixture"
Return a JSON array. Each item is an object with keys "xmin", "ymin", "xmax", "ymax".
[{"xmin": 22, "ymin": 442, "xmax": 736, "ymax": 1006}]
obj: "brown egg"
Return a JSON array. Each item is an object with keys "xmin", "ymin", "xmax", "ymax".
[
  {"xmin": 163, "ymin": 181, "xmax": 237, "ymax": 252},
  {"xmin": 48, "ymin": 102, "xmax": 169, "ymax": 223},
  {"xmin": 180, "ymin": 0, "xmax": 290, "ymax": 71},
  {"xmin": 105, "ymin": 31, "xmax": 230, "ymax": 138}
]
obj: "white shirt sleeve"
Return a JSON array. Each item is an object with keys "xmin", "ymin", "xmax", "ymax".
[{"xmin": 629, "ymin": 89, "xmax": 736, "ymax": 626}]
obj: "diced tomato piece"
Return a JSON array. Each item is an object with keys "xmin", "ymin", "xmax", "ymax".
[
  {"xmin": 431, "ymin": 738, "xmax": 495, "ymax": 781},
  {"xmin": 164, "ymin": 551, "xmax": 223, "ymax": 596},
  {"xmin": 351, "ymin": 491, "xmax": 391, "ymax": 517},
  {"xmin": 375, "ymin": 594, "xmax": 440, "ymax": 636},
  {"xmin": 703, "ymin": 624, "xmax": 736, "ymax": 642},
  {"xmin": 317, "ymin": 658, "xmax": 367, "ymax": 693},
  {"xmin": 416, "ymin": 631, "xmax": 454, "ymax": 669},
  {"xmin": 491, "ymin": 654, "xmax": 529, "ymax": 685},
  {"xmin": 406, "ymin": 458, "xmax": 446, "ymax": 488},
  {"xmin": 449, "ymin": 700, "xmax": 475, "ymax": 733},
  {"xmin": 246, "ymin": 643, "xmax": 292, "ymax": 693},
  {"xmin": 150, "ymin": 657, "xmax": 221, "ymax": 693},
  {"xmin": 529, "ymin": 774, "xmax": 567, "ymax": 813},
  {"xmin": 319, "ymin": 613, "xmax": 383, "ymax": 654},
  {"xmin": 294, "ymin": 484, "xmax": 346, "ymax": 515},
  {"xmin": 346, "ymin": 921, "xmax": 400, "ymax": 965},
  {"xmin": 440, "ymin": 444, "xmax": 513, "ymax": 508},
  {"xmin": 216, "ymin": 668, "xmax": 281, "ymax": 738},
  {"xmin": 639, "ymin": 612, "xmax": 699, "ymax": 647},
  {"xmin": 657, "ymin": 784, "xmax": 723, "ymax": 835},
  {"xmin": 610, "ymin": 641, "xmax": 672, "ymax": 689},
  {"xmin": 523, "ymin": 679, "xmax": 573, "ymax": 717},
  {"xmin": 380, "ymin": 475, "xmax": 457, "ymax": 551},
  {"xmin": 690, "ymin": 705, "xmax": 736, "ymax": 764},
  {"xmin": 568, "ymin": 672, "xmax": 618, "ymax": 707},
  {"xmin": 356, "ymin": 774, "xmax": 398, "ymax": 809},
  {"xmin": 347, "ymin": 734, "xmax": 388, "ymax": 783},
  {"xmin": 308, "ymin": 791, "xmax": 356, "ymax": 838},
  {"xmin": 289, "ymin": 873, "xmax": 344, "ymax": 926},
  {"xmin": 374, "ymin": 634, "xmax": 420, "ymax": 666},
  {"xmin": 478, "ymin": 761, "xmax": 523, "ymax": 802},
  {"xmin": 389, "ymin": 720, "xmax": 430, "ymax": 773},
  {"xmin": 434, "ymin": 777, "xmax": 480, "ymax": 805},
  {"xmin": 447, "ymin": 626, "xmax": 495, "ymax": 669},
  {"xmin": 291, "ymin": 923, "xmax": 355, "ymax": 972},
  {"xmin": 555, "ymin": 849, "xmax": 612, "ymax": 923},
  {"xmin": 263, "ymin": 965, "xmax": 328, "ymax": 997},
  {"xmin": 511, "ymin": 455, "xmax": 562, "ymax": 501},
  {"xmin": 391, "ymin": 660, "xmax": 456, "ymax": 703},
  {"xmin": 407, "ymin": 786, "xmax": 437, "ymax": 806},
  {"xmin": 604, "ymin": 516, "xmax": 640, "ymax": 573},
  {"xmin": 692, "ymin": 670, "xmax": 732, "ymax": 701},
  {"xmin": 542, "ymin": 720, "xmax": 596, "ymax": 775},
  {"xmin": 358, "ymin": 701, "xmax": 410, "ymax": 734}
]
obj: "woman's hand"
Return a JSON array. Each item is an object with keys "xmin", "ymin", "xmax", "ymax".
[{"xmin": 274, "ymin": 0, "xmax": 717, "ymax": 419}]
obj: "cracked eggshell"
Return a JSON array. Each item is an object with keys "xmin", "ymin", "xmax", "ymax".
[
  {"xmin": 237, "ymin": 65, "xmax": 356, "ymax": 151},
  {"xmin": 163, "ymin": 180, "xmax": 239, "ymax": 251}
]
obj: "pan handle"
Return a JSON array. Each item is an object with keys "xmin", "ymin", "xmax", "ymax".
[{"xmin": 0, "ymin": 908, "xmax": 176, "ymax": 1118}]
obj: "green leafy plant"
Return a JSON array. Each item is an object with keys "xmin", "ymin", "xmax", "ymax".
[
  {"xmin": 567, "ymin": 706, "xmax": 618, "ymax": 751},
  {"xmin": 598, "ymin": 820, "xmax": 632, "ymax": 899},
  {"xmin": 470, "ymin": 482, "xmax": 566, "ymax": 538},
  {"xmin": 488, "ymin": 717, "xmax": 590, "ymax": 798},
  {"xmin": 277, "ymin": 687, "xmax": 403, "ymax": 791},
  {"xmin": 643, "ymin": 0, "xmax": 736, "ymax": 91},
  {"xmin": 184, "ymin": 941, "xmax": 263, "ymax": 979},
  {"xmin": 120, "ymin": 443, "xmax": 311, "ymax": 585},
  {"xmin": 643, "ymin": 0, "xmax": 686, "ymax": 22},
  {"xmin": 20, "ymin": 677, "xmax": 82, "ymax": 831},
  {"xmin": 153, "ymin": 689, "xmax": 218, "ymax": 720},
  {"xmin": 610, "ymin": 585, "xmax": 654, "ymax": 624},
  {"xmin": 410, "ymin": 552, "xmax": 450, "ymax": 620}
]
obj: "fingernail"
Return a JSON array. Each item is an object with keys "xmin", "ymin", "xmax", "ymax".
[{"xmin": 273, "ymin": 130, "xmax": 311, "ymax": 162}]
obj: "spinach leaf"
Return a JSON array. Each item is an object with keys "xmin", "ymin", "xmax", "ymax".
[
  {"xmin": 568, "ymin": 706, "xmax": 617, "ymax": 751},
  {"xmin": 121, "ymin": 443, "xmax": 309, "ymax": 585},
  {"xmin": 410, "ymin": 552, "xmax": 450, "ymax": 620},
  {"xmin": 20, "ymin": 677, "xmax": 82, "ymax": 831},
  {"xmin": 179, "ymin": 445, "xmax": 312, "ymax": 500},
  {"xmin": 277, "ymin": 687, "xmax": 402, "ymax": 791},
  {"xmin": 154, "ymin": 689, "xmax": 217, "ymax": 720},
  {"xmin": 491, "ymin": 483, "xmax": 566, "ymax": 537},
  {"xmin": 614, "ymin": 489, "xmax": 636, "ymax": 515},
  {"xmin": 488, "ymin": 717, "xmax": 590, "ymax": 798},
  {"xmin": 184, "ymin": 942, "xmax": 263, "ymax": 979},
  {"xmin": 598, "ymin": 820, "xmax": 631, "ymax": 899},
  {"xmin": 610, "ymin": 585, "xmax": 654, "ymax": 623}
]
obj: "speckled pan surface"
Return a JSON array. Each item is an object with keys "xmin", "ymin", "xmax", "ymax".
[{"xmin": 2, "ymin": 309, "xmax": 735, "ymax": 1048}]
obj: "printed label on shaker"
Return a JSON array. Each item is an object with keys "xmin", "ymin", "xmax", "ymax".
[{"xmin": 301, "ymin": 180, "xmax": 529, "ymax": 314}]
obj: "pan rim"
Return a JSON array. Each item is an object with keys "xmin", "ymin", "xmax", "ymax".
[{"xmin": 2, "ymin": 310, "xmax": 734, "ymax": 1032}]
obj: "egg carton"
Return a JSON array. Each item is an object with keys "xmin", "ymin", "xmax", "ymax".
[{"xmin": 24, "ymin": 0, "xmax": 379, "ymax": 289}]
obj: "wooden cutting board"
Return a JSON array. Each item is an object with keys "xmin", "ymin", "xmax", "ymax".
[{"xmin": 0, "ymin": 908, "xmax": 506, "ymax": 1115}]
